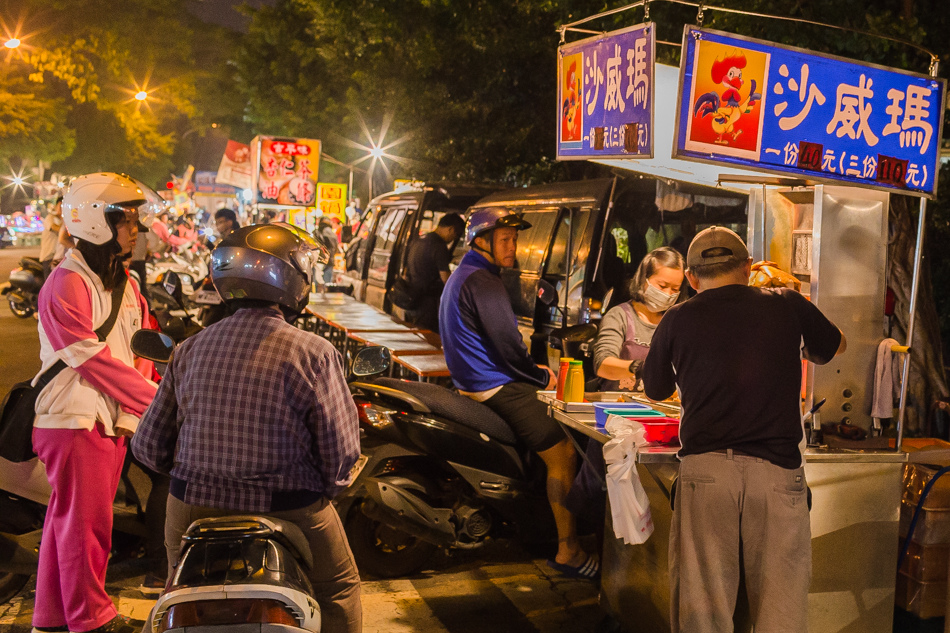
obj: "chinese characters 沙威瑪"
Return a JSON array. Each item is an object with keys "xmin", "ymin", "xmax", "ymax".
[
  {"xmin": 604, "ymin": 44, "xmax": 625, "ymax": 113},
  {"xmin": 585, "ymin": 50, "xmax": 604, "ymax": 116},
  {"xmin": 882, "ymin": 85, "xmax": 933, "ymax": 154},
  {"xmin": 825, "ymin": 74, "xmax": 879, "ymax": 145},
  {"xmin": 773, "ymin": 63, "xmax": 827, "ymax": 131},
  {"xmin": 625, "ymin": 37, "xmax": 649, "ymax": 109}
]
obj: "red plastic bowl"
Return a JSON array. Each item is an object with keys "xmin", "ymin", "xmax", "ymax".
[{"xmin": 637, "ymin": 417, "xmax": 680, "ymax": 444}]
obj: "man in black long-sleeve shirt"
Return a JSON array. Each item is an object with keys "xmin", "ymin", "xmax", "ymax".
[
  {"xmin": 439, "ymin": 208, "xmax": 597, "ymax": 580},
  {"xmin": 642, "ymin": 227, "xmax": 845, "ymax": 633},
  {"xmin": 403, "ymin": 213, "xmax": 465, "ymax": 330}
]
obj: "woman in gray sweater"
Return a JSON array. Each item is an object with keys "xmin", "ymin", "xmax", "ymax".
[{"xmin": 593, "ymin": 247, "xmax": 684, "ymax": 391}]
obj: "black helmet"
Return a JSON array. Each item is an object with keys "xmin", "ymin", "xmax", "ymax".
[{"xmin": 211, "ymin": 223, "xmax": 329, "ymax": 313}]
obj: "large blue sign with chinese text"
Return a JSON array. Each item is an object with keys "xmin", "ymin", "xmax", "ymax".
[
  {"xmin": 674, "ymin": 27, "xmax": 946, "ymax": 197},
  {"xmin": 557, "ymin": 23, "xmax": 654, "ymax": 160}
]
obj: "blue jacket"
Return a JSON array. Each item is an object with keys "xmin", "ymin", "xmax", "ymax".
[{"xmin": 439, "ymin": 250, "xmax": 549, "ymax": 392}]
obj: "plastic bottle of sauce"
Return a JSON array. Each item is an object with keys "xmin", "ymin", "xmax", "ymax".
[
  {"xmin": 565, "ymin": 360, "xmax": 585, "ymax": 403},
  {"xmin": 556, "ymin": 357, "xmax": 573, "ymax": 400}
]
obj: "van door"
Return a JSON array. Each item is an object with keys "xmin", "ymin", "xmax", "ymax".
[{"xmin": 365, "ymin": 205, "xmax": 411, "ymax": 310}]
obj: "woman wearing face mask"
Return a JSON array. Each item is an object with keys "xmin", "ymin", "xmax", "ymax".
[{"xmin": 593, "ymin": 247, "xmax": 685, "ymax": 391}]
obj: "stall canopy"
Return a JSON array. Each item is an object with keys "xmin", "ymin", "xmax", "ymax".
[{"xmin": 593, "ymin": 64, "xmax": 772, "ymax": 193}]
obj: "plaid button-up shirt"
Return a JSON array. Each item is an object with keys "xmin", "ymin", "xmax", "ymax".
[{"xmin": 131, "ymin": 307, "xmax": 360, "ymax": 512}]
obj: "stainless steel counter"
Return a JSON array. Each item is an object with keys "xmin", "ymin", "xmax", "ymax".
[{"xmin": 544, "ymin": 396, "xmax": 906, "ymax": 633}]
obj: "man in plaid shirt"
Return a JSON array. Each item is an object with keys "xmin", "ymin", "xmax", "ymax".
[{"xmin": 132, "ymin": 224, "xmax": 361, "ymax": 633}]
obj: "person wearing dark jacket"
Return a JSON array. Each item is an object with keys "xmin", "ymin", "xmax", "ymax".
[
  {"xmin": 439, "ymin": 208, "xmax": 597, "ymax": 580},
  {"xmin": 402, "ymin": 213, "xmax": 465, "ymax": 331}
]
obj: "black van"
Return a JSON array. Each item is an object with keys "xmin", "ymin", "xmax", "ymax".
[
  {"xmin": 466, "ymin": 176, "xmax": 748, "ymax": 360},
  {"xmin": 341, "ymin": 182, "xmax": 504, "ymax": 310}
]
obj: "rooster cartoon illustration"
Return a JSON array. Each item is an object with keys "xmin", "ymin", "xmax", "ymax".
[
  {"xmin": 693, "ymin": 53, "xmax": 762, "ymax": 144},
  {"xmin": 561, "ymin": 59, "xmax": 582, "ymax": 142}
]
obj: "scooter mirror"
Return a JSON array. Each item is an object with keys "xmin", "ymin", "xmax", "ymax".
[
  {"xmin": 131, "ymin": 329, "xmax": 177, "ymax": 363},
  {"xmin": 352, "ymin": 346, "xmax": 391, "ymax": 377},
  {"xmin": 163, "ymin": 271, "xmax": 184, "ymax": 305},
  {"xmin": 602, "ymin": 288, "xmax": 614, "ymax": 313},
  {"xmin": 537, "ymin": 279, "xmax": 558, "ymax": 306}
]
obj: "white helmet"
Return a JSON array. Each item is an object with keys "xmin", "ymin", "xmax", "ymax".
[{"xmin": 63, "ymin": 172, "xmax": 165, "ymax": 245}]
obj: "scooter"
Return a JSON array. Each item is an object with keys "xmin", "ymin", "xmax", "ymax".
[
  {"xmin": 1, "ymin": 256, "xmax": 44, "ymax": 318},
  {"xmin": 130, "ymin": 329, "xmax": 323, "ymax": 632},
  {"xmin": 339, "ymin": 346, "xmax": 558, "ymax": 578}
]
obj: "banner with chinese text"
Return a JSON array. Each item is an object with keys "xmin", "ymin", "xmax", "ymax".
[
  {"xmin": 251, "ymin": 136, "xmax": 321, "ymax": 206},
  {"xmin": 216, "ymin": 140, "xmax": 253, "ymax": 190},
  {"xmin": 557, "ymin": 23, "xmax": 655, "ymax": 160},
  {"xmin": 674, "ymin": 27, "xmax": 946, "ymax": 197},
  {"xmin": 317, "ymin": 183, "xmax": 348, "ymax": 222}
]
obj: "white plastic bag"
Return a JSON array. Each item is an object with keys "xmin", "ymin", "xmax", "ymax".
[{"xmin": 602, "ymin": 415, "xmax": 654, "ymax": 544}]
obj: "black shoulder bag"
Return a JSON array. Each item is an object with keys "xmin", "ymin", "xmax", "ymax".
[{"xmin": 0, "ymin": 275, "xmax": 128, "ymax": 462}]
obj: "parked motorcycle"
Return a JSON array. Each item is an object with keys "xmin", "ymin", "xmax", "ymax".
[
  {"xmin": 1, "ymin": 256, "xmax": 44, "ymax": 318},
  {"xmin": 340, "ymin": 346, "xmax": 558, "ymax": 578}
]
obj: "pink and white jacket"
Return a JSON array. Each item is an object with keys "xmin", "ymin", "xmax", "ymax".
[{"xmin": 32, "ymin": 250, "xmax": 158, "ymax": 436}]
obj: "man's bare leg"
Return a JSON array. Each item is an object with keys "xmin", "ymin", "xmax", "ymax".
[{"xmin": 538, "ymin": 438, "xmax": 584, "ymax": 565}]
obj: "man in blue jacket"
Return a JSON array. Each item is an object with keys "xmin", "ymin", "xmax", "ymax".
[{"xmin": 439, "ymin": 208, "xmax": 596, "ymax": 580}]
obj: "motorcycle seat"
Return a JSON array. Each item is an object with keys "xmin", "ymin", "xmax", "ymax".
[
  {"xmin": 184, "ymin": 515, "xmax": 313, "ymax": 570},
  {"xmin": 369, "ymin": 378, "xmax": 519, "ymax": 445},
  {"xmin": 20, "ymin": 257, "xmax": 43, "ymax": 271}
]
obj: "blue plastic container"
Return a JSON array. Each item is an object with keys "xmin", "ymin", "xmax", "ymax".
[{"xmin": 593, "ymin": 402, "xmax": 656, "ymax": 428}]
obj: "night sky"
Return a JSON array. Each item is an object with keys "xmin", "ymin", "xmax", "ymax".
[{"xmin": 186, "ymin": 0, "xmax": 277, "ymax": 31}]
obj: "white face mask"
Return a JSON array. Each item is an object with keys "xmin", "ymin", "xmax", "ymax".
[{"xmin": 641, "ymin": 282, "xmax": 679, "ymax": 313}]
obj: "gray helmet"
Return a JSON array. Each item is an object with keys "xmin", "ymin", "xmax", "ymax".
[
  {"xmin": 465, "ymin": 207, "xmax": 531, "ymax": 245},
  {"xmin": 211, "ymin": 223, "xmax": 329, "ymax": 313}
]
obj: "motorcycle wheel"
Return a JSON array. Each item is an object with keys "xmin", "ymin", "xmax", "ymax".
[
  {"xmin": 7, "ymin": 296, "xmax": 34, "ymax": 319},
  {"xmin": 345, "ymin": 503, "xmax": 437, "ymax": 578}
]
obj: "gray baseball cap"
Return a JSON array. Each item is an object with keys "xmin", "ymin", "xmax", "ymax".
[{"xmin": 686, "ymin": 226, "xmax": 750, "ymax": 269}]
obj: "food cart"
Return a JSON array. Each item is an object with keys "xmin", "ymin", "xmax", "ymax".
[{"xmin": 549, "ymin": 3, "xmax": 946, "ymax": 630}]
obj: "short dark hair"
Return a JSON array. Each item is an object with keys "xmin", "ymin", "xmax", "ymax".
[
  {"xmin": 438, "ymin": 213, "xmax": 466, "ymax": 234},
  {"xmin": 54, "ymin": 195, "xmax": 64, "ymax": 205},
  {"xmin": 688, "ymin": 257, "xmax": 748, "ymax": 280},
  {"xmin": 628, "ymin": 247, "xmax": 685, "ymax": 302},
  {"xmin": 215, "ymin": 208, "xmax": 239, "ymax": 227}
]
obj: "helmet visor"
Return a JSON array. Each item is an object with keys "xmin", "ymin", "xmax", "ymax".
[{"xmin": 125, "ymin": 176, "xmax": 165, "ymax": 229}]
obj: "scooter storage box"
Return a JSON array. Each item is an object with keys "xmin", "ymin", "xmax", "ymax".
[{"xmin": 593, "ymin": 402, "xmax": 655, "ymax": 428}]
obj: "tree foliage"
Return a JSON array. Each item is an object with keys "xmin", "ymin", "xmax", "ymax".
[{"xmin": 0, "ymin": 0, "xmax": 235, "ymax": 185}]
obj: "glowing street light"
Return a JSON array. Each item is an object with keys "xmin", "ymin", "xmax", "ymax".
[
  {"xmin": 134, "ymin": 90, "xmax": 148, "ymax": 101},
  {"xmin": 3, "ymin": 38, "xmax": 19, "ymax": 49}
]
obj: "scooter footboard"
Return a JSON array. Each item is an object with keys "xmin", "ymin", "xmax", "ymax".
[{"xmin": 360, "ymin": 476, "xmax": 459, "ymax": 547}]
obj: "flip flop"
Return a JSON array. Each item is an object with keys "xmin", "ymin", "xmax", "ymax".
[{"xmin": 547, "ymin": 553, "xmax": 601, "ymax": 580}]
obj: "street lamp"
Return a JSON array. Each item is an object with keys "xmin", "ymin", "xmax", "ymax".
[
  {"xmin": 3, "ymin": 38, "xmax": 19, "ymax": 49},
  {"xmin": 134, "ymin": 90, "xmax": 148, "ymax": 101}
]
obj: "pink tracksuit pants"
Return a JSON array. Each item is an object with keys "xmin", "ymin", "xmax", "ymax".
[{"xmin": 32, "ymin": 426, "xmax": 126, "ymax": 632}]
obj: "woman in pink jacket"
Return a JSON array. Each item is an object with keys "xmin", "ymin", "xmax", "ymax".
[{"xmin": 32, "ymin": 173, "xmax": 162, "ymax": 633}]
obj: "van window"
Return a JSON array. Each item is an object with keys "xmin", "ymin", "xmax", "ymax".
[
  {"xmin": 514, "ymin": 210, "xmax": 559, "ymax": 274},
  {"xmin": 547, "ymin": 208, "xmax": 591, "ymax": 278},
  {"xmin": 379, "ymin": 208, "xmax": 407, "ymax": 252}
]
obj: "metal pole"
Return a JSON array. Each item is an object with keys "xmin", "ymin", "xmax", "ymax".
[
  {"xmin": 563, "ymin": 207, "xmax": 573, "ymax": 329},
  {"xmin": 896, "ymin": 196, "xmax": 927, "ymax": 450}
]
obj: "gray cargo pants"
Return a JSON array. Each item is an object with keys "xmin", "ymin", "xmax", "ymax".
[
  {"xmin": 670, "ymin": 450, "xmax": 811, "ymax": 633},
  {"xmin": 165, "ymin": 495, "xmax": 362, "ymax": 633}
]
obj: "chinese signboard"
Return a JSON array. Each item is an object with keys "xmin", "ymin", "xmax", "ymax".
[
  {"xmin": 674, "ymin": 27, "xmax": 946, "ymax": 197},
  {"xmin": 557, "ymin": 23, "xmax": 655, "ymax": 160},
  {"xmin": 251, "ymin": 136, "xmax": 321, "ymax": 206},
  {"xmin": 216, "ymin": 140, "xmax": 253, "ymax": 190},
  {"xmin": 317, "ymin": 183, "xmax": 348, "ymax": 222}
]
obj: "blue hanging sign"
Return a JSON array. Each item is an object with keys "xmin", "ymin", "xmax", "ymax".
[
  {"xmin": 557, "ymin": 23, "xmax": 655, "ymax": 160},
  {"xmin": 673, "ymin": 26, "xmax": 946, "ymax": 198}
]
